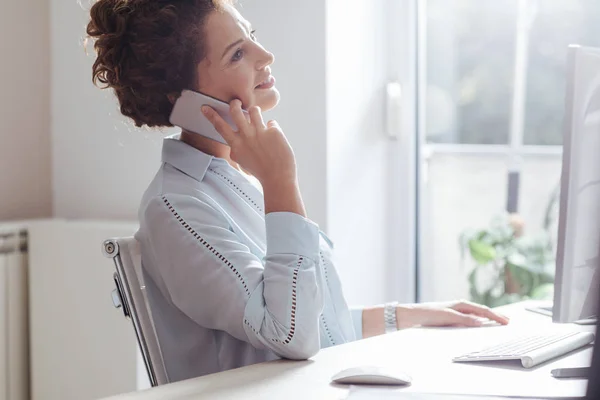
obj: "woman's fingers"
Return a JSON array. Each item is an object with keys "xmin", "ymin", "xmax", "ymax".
[
  {"xmin": 229, "ymin": 99, "xmax": 251, "ymax": 133},
  {"xmin": 421, "ymin": 308, "xmax": 482, "ymax": 327},
  {"xmin": 267, "ymin": 120, "xmax": 280, "ymax": 130},
  {"xmin": 443, "ymin": 309, "xmax": 483, "ymax": 327},
  {"xmin": 201, "ymin": 106, "xmax": 236, "ymax": 144},
  {"xmin": 249, "ymin": 106, "xmax": 266, "ymax": 129},
  {"xmin": 200, "ymin": 101, "xmax": 296, "ymax": 186},
  {"xmin": 451, "ymin": 301, "xmax": 510, "ymax": 325}
]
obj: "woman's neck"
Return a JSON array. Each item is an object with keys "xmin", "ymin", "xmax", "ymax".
[{"xmin": 180, "ymin": 131, "xmax": 240, "ymax": 171}]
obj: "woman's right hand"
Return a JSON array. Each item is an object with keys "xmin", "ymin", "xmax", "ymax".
[{"xmin": 201, "ymin": 99, "xmax": 297, "ymax": 187}]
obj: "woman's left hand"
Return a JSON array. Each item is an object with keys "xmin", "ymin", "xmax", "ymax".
[{"xmin": 396, "ymin": 300, "xmax": 510, "ymax": 329}]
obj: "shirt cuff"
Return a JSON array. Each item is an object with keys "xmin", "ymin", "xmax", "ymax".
[
  {"xmin": 350, "ymin": 307, "xmax": 363, "ymax": 340},
  {"xmin": 265, "ymin": 212, "xmax": 319, "ymax": 262}
]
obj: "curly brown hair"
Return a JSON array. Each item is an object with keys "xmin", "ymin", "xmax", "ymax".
[{"xmin": 86, "ymin": 0, "xmax": 230, "ymax": 127}]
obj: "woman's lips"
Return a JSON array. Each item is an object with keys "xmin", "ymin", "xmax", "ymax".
[{"xmin": 255, "ymin": 75, "xmax": 275, "ymax": 90}]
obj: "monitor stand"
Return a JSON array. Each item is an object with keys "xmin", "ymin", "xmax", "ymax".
[
  {"xmin": 525, "ymin": 302, "xmax": 553, "ymax": 317},
  {"xmin": 574, "ymin": 316, "xmax": 598, "ymax": 325},
  {"xmin": 525, "ymin": 302, "xmax": 598, "ymax": 324}
]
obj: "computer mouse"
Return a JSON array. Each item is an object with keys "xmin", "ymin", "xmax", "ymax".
[{"xmin": 331, "ymin": 366, "xmax": 412, "ymax": 386}]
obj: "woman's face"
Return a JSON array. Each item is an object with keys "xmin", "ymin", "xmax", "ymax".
[{"xmin": 196, "ymin": 5, "xmax": 279, "ymax": 112}]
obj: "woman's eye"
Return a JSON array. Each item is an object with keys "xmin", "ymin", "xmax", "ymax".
[{"xmin": 232, "ymin": 49, "xmax": 244, "ymax": 62}]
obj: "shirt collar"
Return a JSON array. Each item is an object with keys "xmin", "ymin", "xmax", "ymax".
[{"xmin": 161, "ymin": 135, "xmax": 214, "ymax": 182}]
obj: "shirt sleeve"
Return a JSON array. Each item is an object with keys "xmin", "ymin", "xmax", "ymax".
[
  {"xmin": 142, "ymin": 194, "xmax": 324, "ymax": 360},
  {"xmin": 316, "ymin": 231, "xmax": 359, "ymax": 343},
  {"xmin": 350, "ymin": 307, "xmax": 364, "ymax": 340}
]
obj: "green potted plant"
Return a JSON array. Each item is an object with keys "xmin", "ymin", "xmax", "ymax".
[{"xmin": 459, "ymin": 184, "xmax": 560, "ymax": 307}]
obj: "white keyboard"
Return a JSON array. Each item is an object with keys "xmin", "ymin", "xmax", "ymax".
[{"xmin": 453, "ymin": 331, "xmax": 595, "ymax": 368}]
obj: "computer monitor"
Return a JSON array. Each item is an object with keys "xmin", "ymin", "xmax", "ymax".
[
  {"xmin": 585, "ymin": 288, "xmax": 600, "ymax": 398},
  {"xmin": 553, "ymin": 44, "xmax": 600, "ymax": 324}
]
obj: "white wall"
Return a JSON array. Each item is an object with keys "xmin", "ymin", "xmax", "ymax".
[
  {"xmin": 325, "ymin": 0, "xmax": 418, "ymax": 306},
  {"xmin": 50, "ymin": 0, "xmax": 166, "ymax": 220},
  {"xmin": 0, "ymin": 0, "xmax": 52, "ymax": 221},
  {"xmin": 325, "ymin": 0, "xmax": 392, "ymax": 306}
]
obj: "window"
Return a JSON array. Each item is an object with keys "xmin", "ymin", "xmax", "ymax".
[
  {"xmin": 417, "ymin": 0, "xmax": 600, "ymax": 305},
  {"xmin": 425, "ymin": 0, "xmax": 600, "ymax": 146}
]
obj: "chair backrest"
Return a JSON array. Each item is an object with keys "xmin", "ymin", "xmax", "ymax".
[{"xmin": 102, "ymin": 237, "xmax": 169, "ymax": 386}]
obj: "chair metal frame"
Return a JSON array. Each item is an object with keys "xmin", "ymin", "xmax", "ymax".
[{"xmin": 103, "ymin": 237, "xmax": 169, "ymax": 386}]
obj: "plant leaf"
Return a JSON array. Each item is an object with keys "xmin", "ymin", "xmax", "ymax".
[
  {"xmin": 507, "ymin": 252, "xmax": 528, "ymax": 269},
  {"xmin": 468, "ymin": 240, "xmax": 497, "ymax": 264}
]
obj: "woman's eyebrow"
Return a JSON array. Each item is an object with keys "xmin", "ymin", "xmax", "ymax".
[
  {"xmin": 221, "ymin": 38, "xmax": 244, "ymax": 59},
  {"xmin": 221, "ymin": 22, "xmax": 253, "ymax": 60}
]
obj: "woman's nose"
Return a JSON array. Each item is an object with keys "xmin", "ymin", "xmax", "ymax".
[{"xmin": 257, "ymin": 49, "xmax": 275, "ymax": 70}]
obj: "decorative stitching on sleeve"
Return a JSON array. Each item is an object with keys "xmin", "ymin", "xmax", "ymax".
[
  {"xmin": 318, "ymin": 252, "xmax": 335, "ymax": 345},
  {"xmin": 161, "ymin": 196, "xmax": 250, "ymax": 297},
  {"xmin": 321, "ymin": 314, "xmax": 335, "ymax": 346},
  {"xmin": 244, "ymin": 319, "xmax": 259, "ymax": 335},
  {"xmin": 208, "ymin": 168, "xmax": 263, "ymax": 213},
  {"xmin": 271, "ymin": 259, "xmax": 301, "ymax": 344},
  {"xmin": 247, "ymin": 257, "xmax": 302, "ymax": 345},
  {"xmin": 241, "ymin": 258, "xmax": 303, "ymax": 345},
  {"xmin": 319, "ymin": 252, "xmax": 329, "ymax": 283}
]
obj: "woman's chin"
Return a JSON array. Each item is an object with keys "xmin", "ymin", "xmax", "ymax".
[{"xmin": 255, "ymin": 87, "xmax": 280, "ymax": 112}]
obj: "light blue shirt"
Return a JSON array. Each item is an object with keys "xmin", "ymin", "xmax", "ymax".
[{"xmin": 135, "ymin": 136, "xmax": 362, "ymax": 383}]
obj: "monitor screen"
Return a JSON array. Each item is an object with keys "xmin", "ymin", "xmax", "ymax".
[{"xmin": 554, "ymin": 45, "xmax": 600, "ymax": 322}]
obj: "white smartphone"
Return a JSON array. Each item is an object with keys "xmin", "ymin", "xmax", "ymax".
[{"xmin": 169, "ymin": 89, "xmax": 249, "ymax": 145}]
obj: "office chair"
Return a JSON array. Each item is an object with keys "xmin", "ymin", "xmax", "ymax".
[{"xmin": 102, "ymin": 237, "xmax": 169, "ymax": 386}]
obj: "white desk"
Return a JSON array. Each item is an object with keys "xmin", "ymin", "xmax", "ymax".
[{"xmin": 104, "ymin": 301, "xmax": 594, "ymax": 400}]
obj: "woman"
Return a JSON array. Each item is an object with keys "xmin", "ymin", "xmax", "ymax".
[{"xmin": 87, "ymin": 0, "xmax": 508, "ymax": 383}]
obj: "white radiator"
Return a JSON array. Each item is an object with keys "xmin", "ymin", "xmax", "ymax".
[
  {"xmin": 0, "ymin": 227, "xmax": 29, "ymax": 400},
  {"xmin": 0, "ymin": 219, "xmax": 141, "ymax": 400}
]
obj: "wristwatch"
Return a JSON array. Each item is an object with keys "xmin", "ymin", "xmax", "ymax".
[{"xmin": 384, "ymin": 301, "xmax": 399, "ymax": 333}]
